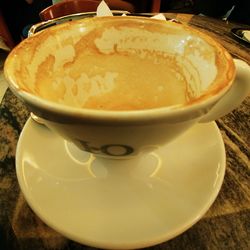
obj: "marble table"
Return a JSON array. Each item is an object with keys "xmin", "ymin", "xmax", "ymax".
[{"xmin": 0, "ymin": 13, "xmax": 249, "ymax": 250}]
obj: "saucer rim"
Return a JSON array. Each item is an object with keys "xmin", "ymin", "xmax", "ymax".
[{"xmin": 231, "ymin": 28, "xmax": 250, "ymax": 44}]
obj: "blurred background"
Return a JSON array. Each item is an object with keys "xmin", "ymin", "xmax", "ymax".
[{"xmin": 0, "ymin": 0, "xmax": 249, "ymax": 50}]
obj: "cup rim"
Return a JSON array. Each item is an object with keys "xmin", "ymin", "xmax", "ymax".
[{"xmin": 4, "ymin": 16, "xmax": 236, "ymax": 124}]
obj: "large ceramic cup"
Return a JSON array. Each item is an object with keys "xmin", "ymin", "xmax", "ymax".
[{"xmin": 4, "ymin": 16, "xmax": 250, "ymax": 158}]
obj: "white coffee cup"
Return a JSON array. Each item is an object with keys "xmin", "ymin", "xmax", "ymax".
[{"xmin": 4, "ymin": 16, "xmax": 250, "ymax": 158}]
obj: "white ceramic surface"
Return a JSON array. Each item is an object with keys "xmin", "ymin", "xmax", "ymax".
[{"xmin": 16, "ymin": 118, "xmax": 226, "ymax": 249}]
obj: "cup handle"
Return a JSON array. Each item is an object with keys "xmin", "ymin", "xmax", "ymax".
[{"xmin": 199, "ymin": 59, "xmax": 250, "ymax": 123}]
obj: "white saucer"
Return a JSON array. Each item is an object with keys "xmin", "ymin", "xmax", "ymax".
[{"xmin": 16, "ymin": 118, "xmax": 226, "ymax": 249}]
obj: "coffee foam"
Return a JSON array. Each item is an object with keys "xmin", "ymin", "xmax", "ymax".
[
  {"xmin": 94, "ymin": 24, "xmax": 218, "ymax": 92},
  {"xmin": 5, "ymin": 16, "xmax": 234, "ymax": 111}
]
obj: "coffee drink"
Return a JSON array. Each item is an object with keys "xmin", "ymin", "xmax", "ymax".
[
  {"xmin": 6, "ymin": 16, "xmax": 233, "ymax": 111},
  {"xmin": 36, "ymin": 49, "xmax": 189, "ymax": 110}
]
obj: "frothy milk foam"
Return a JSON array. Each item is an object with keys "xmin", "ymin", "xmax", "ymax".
[{"xmin": 8, "ymin": 17, "xmax": 231, "ymax": 111}]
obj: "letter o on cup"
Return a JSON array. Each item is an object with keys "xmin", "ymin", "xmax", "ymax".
[{"xmin": 101, "ymin": 144, "xmax": 134, "ymax": 156}]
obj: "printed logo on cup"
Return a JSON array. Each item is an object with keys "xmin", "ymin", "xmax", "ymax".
[{"xmin": 78, "ymin": 140, "xmax": 134, "ymax": 156}]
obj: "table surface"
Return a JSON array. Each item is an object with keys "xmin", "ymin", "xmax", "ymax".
[{"xmin": 0, "ymin": 13, "xmax": 249, "ymax": 250}]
